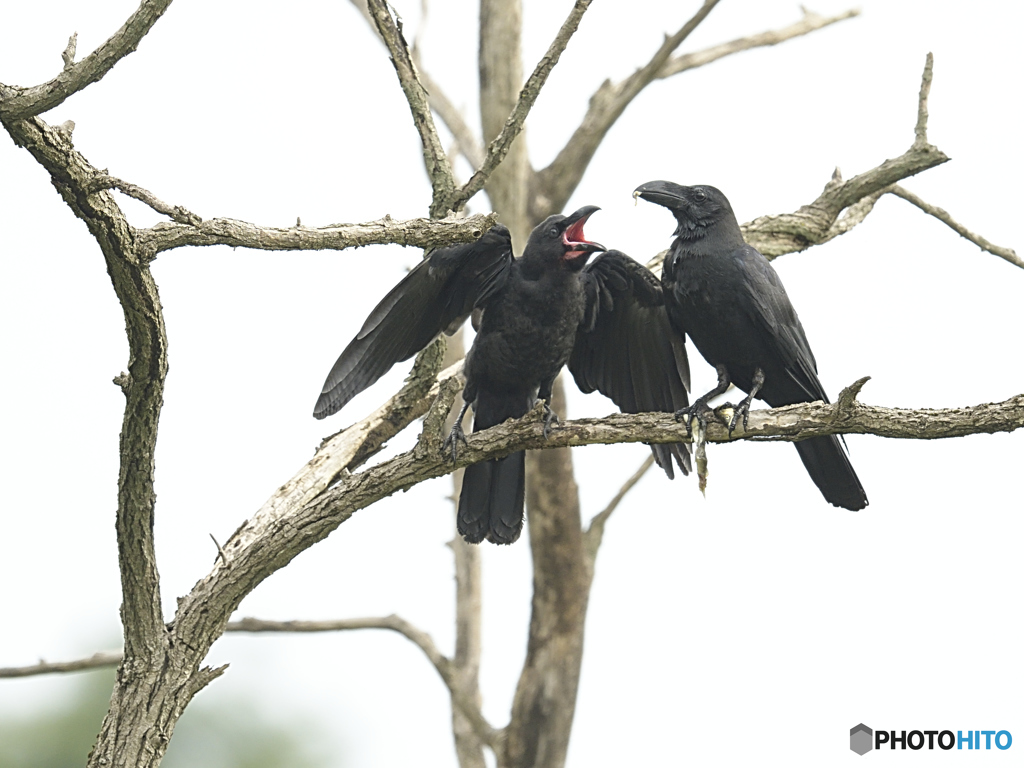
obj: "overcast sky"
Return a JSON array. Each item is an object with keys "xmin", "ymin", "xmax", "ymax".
[{"xmin": 1, "ymin": 1, "xmax": 1021, "ymax": 765}]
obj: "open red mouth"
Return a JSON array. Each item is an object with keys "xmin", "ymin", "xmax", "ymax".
[{"xmin": 562, "ymin": 213, "xmax": 605, "ymax": 259}]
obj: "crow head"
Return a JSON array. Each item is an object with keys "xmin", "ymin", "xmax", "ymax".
[
  {"xmin": 525, "ymin": 205, "xmax": 606, "ymax": 272},
  {"xmin": 633, "ymin": 181, "xmax": 740, "ymax": 243}
]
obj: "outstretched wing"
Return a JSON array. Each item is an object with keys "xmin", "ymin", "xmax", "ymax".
[
  {"xmin": 314, "ymin": 225, "xmax": 513, "ymax": 419},
  {"xmin": 569, "ymin": 250, "xmax": 692, "ymax": 478}
]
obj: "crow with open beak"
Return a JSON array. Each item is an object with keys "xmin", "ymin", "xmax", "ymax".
[{"xmin": 315, "ymin": 205, "xmax": 691, "ymax": 543}]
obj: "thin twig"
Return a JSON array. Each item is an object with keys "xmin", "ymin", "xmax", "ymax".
[
  {"xmin": 447, "ymin": 0, "xmax": 596, "ymax": 212},
  {"xmin": 915, "ymin": 52, "xmax": 934, "ymax": 148},
  {"xmin": 658, "ymin": 7, "xmax": 860, "ymax": 79},
  {"xmin": 890, "ymin": 185, "xmax": 1023, "ymax": 270},
  {"xmin": 0, "ymin": 652, "xmax": 123, "ymax": 678},
  {"xmin": 91, "ymin": 175, "xmax": 202, "ymax": 226},
  {"xmin": 584, "ymin": 455, "xmax": 655, "ymax": 564},
  {"xmin": 227, "ymin": 615, "xmax": 499, "ymax": 747},
  {"xmin": 530, "ymin": 0, "xmax": 724, "ymax": 219},
  {"xmin": 416, "ymin": 64, "xmax": 485, "ymax": 169}
]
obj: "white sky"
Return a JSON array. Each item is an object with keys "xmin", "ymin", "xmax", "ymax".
[{"xmin": 1, "ymin": 1, "xmax": 1021, "ymax": 765}]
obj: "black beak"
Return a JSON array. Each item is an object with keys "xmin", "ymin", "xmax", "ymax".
[
  {"xmin": 561, "ymin": 205, "xmax": 605, "ymax": 253},
  {"xmin": 633, "ymin": 181, "xmax": 687, "ymax": 210}
]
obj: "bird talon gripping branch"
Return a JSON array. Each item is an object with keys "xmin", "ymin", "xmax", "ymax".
[
  {"xmin": 540, "ymin": 401, "xmax": 559, "ymax": 439},
  {"xmin": 441, "ymin": 420, "xmax": 469, "ymax": 464}
]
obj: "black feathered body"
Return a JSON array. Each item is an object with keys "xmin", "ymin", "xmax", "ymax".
[
  {"xmin": 465, "ymin": 257, "xmax": 587, "ymax": 405},
  {"xmin": 458, "ymin": 252, "xmax": 589, "ymax": 544},
  {"xmin": 663, "ymin": 240, "xmax": 825, "ymax": 408},
  {"xmin": 637, "ymin": 180, "xmax": 867, "ymax": 511}
]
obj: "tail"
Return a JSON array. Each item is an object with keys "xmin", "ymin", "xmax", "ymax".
[
  {"xmin": 793, "ymin": 435, "xmax": 868, "ymax": 511},
  {"xmin": 456, "ymin": 388, "xmax": 533, "ymax": 545},
  {"xmin": 458, "ymin": 452, "xmax": 527, "ymax": 544}
]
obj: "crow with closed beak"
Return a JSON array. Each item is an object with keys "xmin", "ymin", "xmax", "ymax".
[{"xmin": 634, "ymin": 180, "xmax": 867, "ymax": 511}]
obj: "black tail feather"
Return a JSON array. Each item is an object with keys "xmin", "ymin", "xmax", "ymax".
[
  {"xmin": 458, "ymin": 452, "xmax": 526, "ymax": 545},
  {"xmin": 794, "ymin": 435, "xmax": 868, "ymax": 511},
  {"xmin": 456, "ymin": 388, "xmax": 532, "ymax": 545}
]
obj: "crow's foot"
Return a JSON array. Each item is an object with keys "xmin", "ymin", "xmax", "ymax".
[
  {"xmin": 674, "ymin": 398, "xmax": 723, "ymax": 437},
  {"xmin": 541, "ymin": 401, "xmax": 559, "ymax": 439},
  {"xmin": 442, "ymin": 421, "xmax": 469, "ymax": 463}
]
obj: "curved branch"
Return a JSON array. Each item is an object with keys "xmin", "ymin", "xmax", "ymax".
[
  {"xmin": 530, "ymin": 0, "xmax": 721, "ymax": 219},
  {"xmin": 1, "ymin": 115, "xmax": 167, "ymax": 661},
  {"xmin": 583, "ymin": 455, "xmax": 655, "ymax": 567},
  {"xmin": 659, "ymin": 7, "xmax": 860, "ymax": 80},
  {"xmin": 228, "ymin": 615, "xmax": 452, "ymax": 679},
  {"xmin": 138, "ymin": 211, "xmax": 498, "ymax": 257},
  {"xmin": 889, "ymin": 185, "xmax": 1023, "ymax": 270},
  {"xmin": 0, "ymin": 0, "xmax": 174, "ymax": 120},
  {"xmin": 447, "ymin": 0, "xmax": 595, "ymax": 213}
]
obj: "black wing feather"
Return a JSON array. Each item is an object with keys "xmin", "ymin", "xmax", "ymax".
[
  {"xmin": 314, "ymin": 225, "xmax": 513, "ymax": 419},
  {"xmin": 569, "ymin": 250, "xmax": 691, "ymax": 478}
]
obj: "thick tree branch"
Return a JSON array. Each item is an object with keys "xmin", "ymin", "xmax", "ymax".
[
  {"xmin": 0, "ymin": 0, "xmax": 174, "ymax": 120},
  {"xmin": 138, "ymin": 210, "xmax": 498, "ymax": 258},
  {"xmin": 0, "ymin": 116, "xmax": 167, "ymax": 663},
  {"xmin": 366, "ymin": 0, "xmax": 457, "ymax": 218},
  {"xmin": 448, "ymin": 0, "xmax": 595, "ymax": 214},
  {"xmin": 529, "ymin": 0, "xmax": 722, "ymax": 220},
  {"xmin": 889, "ymin": 184, "xmax": 1023, "ymax": 270}
]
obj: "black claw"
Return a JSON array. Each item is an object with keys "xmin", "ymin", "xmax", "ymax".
[
  {"xmin": 441, "ymin": 422, "xmax": 469, "ymax": 463},
  {"xmin": 541, "ymin": 401, "xmax": 559, "ymax": 439},
  {"xmin": 725, "ymin": 390, "xmax": 758, "ymax": 437},
  {"xmin": 674, "ymin": 399, "xmax": 718, "ymax": 437}
]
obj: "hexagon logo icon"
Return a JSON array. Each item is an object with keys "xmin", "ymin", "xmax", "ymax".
[{"xmin": 850, "ymin": 724, "xmax": 873, "ymax": 755}]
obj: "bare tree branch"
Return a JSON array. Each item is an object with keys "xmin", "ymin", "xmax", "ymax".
[
  {"xmin": 659, "ymin": 7, "xmax": 860, "ymax": 79},
  {"xmin": 0, "ymin": 0, "xmax": 174, "ymax": 120},
  {"xmin": 583, "ymin": 455, "xmax": 655, "ymax": 566},
  {"xmin": 530, "ymin": 0, "xmax": 723, "ymax": 220},
  {"xmin": 416, "ymin": 59, "xmax": 486, "ymax": 170},
  {"xmin": 91, "ymin": 174, "xmax": 202, "ymax": 226},
  {"xmin": 366, "ymin": 0, "xmax": 457, "ymax": 218},
  {"xmin": 0, "ymin": 652, "xmax": 124, "ymax": 679},
  {"xmin": 889, "ymin": 184, "xmax": 1023, "ymax": 270},
  {"xmin": 347, "ymin": 0, "xmax": 487, "ymax": 174},
  {"xmin": 138, "ymin": 210, "xmax": 498, "ymax": 258},
  {"xmin": 448, "ymin": 0, "xmax": 595, "ymax": 214}
]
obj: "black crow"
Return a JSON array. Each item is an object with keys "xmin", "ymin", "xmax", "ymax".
[
  {"xmin": 634, "ymin": 180, "xmax": 867, "ymax": 511},
  {"xmin": 316, "ymin": 207, "xmax": 691, "ymax": 543}
]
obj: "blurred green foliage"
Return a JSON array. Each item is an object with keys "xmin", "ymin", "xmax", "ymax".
[{"xmin": 0, "ymin": 670, "xmax": 331, "ymax": 768}]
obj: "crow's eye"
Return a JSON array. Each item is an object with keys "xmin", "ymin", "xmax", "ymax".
[
  {"xmin": 549, "ymin": 227, "xmax": 559, "ymax": 238},
  {"xmin": 693, "ymin": 188, "xmax": 707, "ymax": 202}
]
